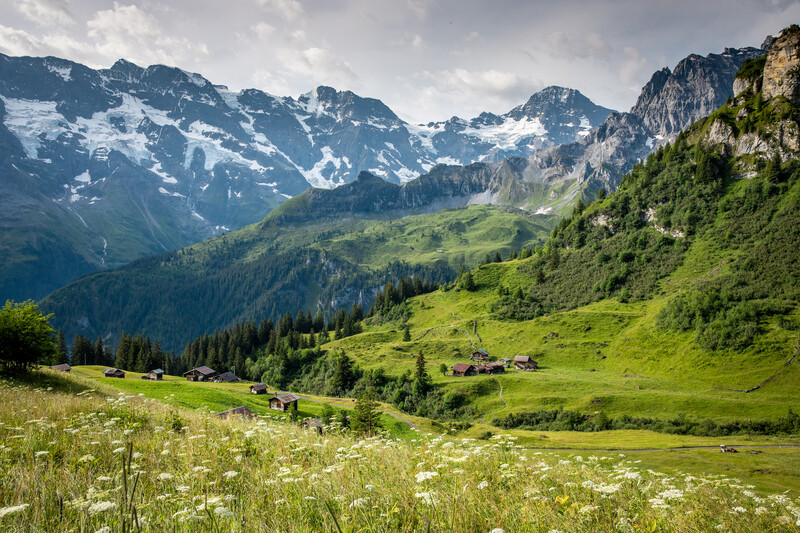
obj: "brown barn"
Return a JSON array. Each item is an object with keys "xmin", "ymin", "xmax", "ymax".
[
  {"xmin": 452, "ymin": 363, "xmax": 477, "ymax": 377},
  {"xmin": 269, "ymin": 393, "xmax": 300, "ymax": 412},
  {"xmin": 215, "ymin": 406, "xmax": 255, "ymax": 419},
  {"xmin": 50, "ymin": 363, "xmax": 71, "ymax": 372},
  {"xmin": 102, "ymin": 368, "xmax": 125, "ymax": 378},
  {"xmin": 213, "ymin": 371, "xmax": 240, "ymax": 383},
  {"xmin": 514, "ymin": 356, "xmax": 538, "ymax": 371},
  {"xmin": 142, "ymin": 369, "xmax": 164, "ymax": 381},
  {"xmin": 470, "ymin": 349, "xmax": 490, "ymax": 362},
  {"xmin": 250, "ymin": 383, "xmax": 268, "ymax": 395},
  {"xmin": 183, "ymin": 366, "xmax": 216, "ymax": 381}
]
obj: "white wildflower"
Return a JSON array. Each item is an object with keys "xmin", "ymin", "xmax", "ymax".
[
  {"xmin": 490, "ymin": 529, "xmax": 505, "ymax": 533},
  {"xmin": 658, "ymin": 489, "xmax": 684, "ymax": 500},
  {"xmin": 157, "ymin": 473, "xmax": 174, "ymax": 481},
  {"xmin": 78, "ymin": 454, "xmax": 95, "ymax": 463},
  {"xmin": 95, "ymin": 527, "xmax": 111, "ymax": 533},
  {"xmin": 88, "ymin": 501, "xmax": 117, "ymax": 515},
  {"xmin": 579, "ymin": 505, "xmax": 599, "ymax": 514},
  {"xmin": 35, "ymin": 451, "xmax": 49, "ymax": 458},
  {"xmin": 478, "ymin": 481, "xmax": 489, "ymax": 490},
  {"xmin": 415, "ymin": 491, "xmax": 437, "ymax": 506},
  {"xmin": 0, "ymin": 504, "xmax": 29, "ymax": 518},
  {"xmin": 731, "ymin": 507, "xmax": 747, "ymax": 514},
  {"xmin": 112, "ymin": 447, "xmax": 125, "ymax": 455},
  {"xmin": 415, "ymin": 471, "xmax": 439, "ymax": 483},
  {"xmin": 223, "ymin": 471, "xmax": 238, "ymax": 479},
  {"xmin": 350, "ymin": 498, "xmax": 369, "ymax": 508}
]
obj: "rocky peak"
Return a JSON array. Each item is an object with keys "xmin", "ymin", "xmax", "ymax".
[{"xmin": 762, "ymin": 25, "xmax": 800, "ymax": 105}]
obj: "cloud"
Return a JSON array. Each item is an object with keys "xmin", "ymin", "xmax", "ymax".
[
  {"xmin": 391, "ymin": 33, "xmax": 424, "ymax": 50},
  {"xmin": 403, "ymin": 68, "xmax": 542, "ymax": 122},
  {"xmin": 545, "ymin": 31, "xmax": 612, "ymax": 60},
  {"xmin": 280, "ymin": 46, "xmax": 359, "ymax": 88},
  {"xmin": 0, "ymin": 23, "xmax": 84, "ymax": 58},
  {"xmin": 618, "ymin": 46, "xmax": 650, "ymax": 85},
  {"xmin": 407, "ymin": 0, "xmax": 432, "ymax": 20},
  {"xmin": 255, "ymin": 0, "xmax": 305, "ymax": 21},
  {"xmin": 86, "ymin": 3, "xmax": 208, "ymax": 67},
  {"xmin": 16, "ymin": 0, "xmax": 73, "ymax": 26}
]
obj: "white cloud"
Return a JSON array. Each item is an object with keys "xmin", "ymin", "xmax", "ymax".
[
  {"xmin": 255, "ymin": 0, "xmax": 305, "ymax": 21},
  {"xmin": 407, "ymin": 0, "xmax": 432, "ymax": 20},
  {"xmin": 391, "ymin": 33, "xmax": 424, "ymax": 50},
  {"xmin": 619, "ymin": 46, "xmax": 650, "ymax": 85},
  {"xmin": 545, "ymin": 31, "xmax": 612, "ymax": 59},
  {"xmin": 87, "ymin": 3, "xmax": 209, "ymax": 67},
  {"xmin": 16, "ymin": 0, "xmax": 74, "ymax": 26},
  {"xmin": 281, "ymin": 46, "xmax": 359, "ymax": 88},
  {"xmin": 0, "ymin": 23, "xmax": 84, "ymax": 58}
]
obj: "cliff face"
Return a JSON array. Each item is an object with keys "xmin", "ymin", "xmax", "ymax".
[{"xmin": 762, "ymin": 25, "xmax": 800, "ymax": 105}]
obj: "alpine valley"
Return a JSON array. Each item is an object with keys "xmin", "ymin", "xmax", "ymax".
[{"xmin": 1, "ymin": 41, "xmax": 763, "ymax": 305}]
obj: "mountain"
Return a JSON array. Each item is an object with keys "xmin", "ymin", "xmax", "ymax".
[
  {"xmin": 0, "ymin": 51, "xmax": 612, "ymax": 302},
  {"xmin": 40, "ymin": 204, "xmax": 555, "ymax": 350}
]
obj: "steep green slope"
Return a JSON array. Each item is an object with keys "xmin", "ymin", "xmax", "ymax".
[
  {"xmin": 41, "ymin": 205, "xmax": 555, "ymax": 350},
  {"xmin": 308, "ymin": 39, "xmax": 800, "ymax": 433}
]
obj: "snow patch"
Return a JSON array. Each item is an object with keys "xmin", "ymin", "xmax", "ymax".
[
  {"xmin": 299, "ymin": 146, "xmax": 346, "ymax": 188},
  {"xmin": 47, "ymin": 64, "xmax": 72, "ymax": 82},
  {"xmin": 462, "ymin": 116, "xmax": 546, "ymax": 150}
]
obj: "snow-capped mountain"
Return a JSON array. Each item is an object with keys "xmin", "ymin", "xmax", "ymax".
[{"xmin": 0, "ymin": 52, "xmax": 613, "ymax": 302}]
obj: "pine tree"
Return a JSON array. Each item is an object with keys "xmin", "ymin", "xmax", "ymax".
[
  {"xmin": 413, "ymin": 351, "xmax": 431, "ymax": 396},
  {"xmin": 403, "ymin": 326, "xmax": 411, "ymax": 342},
  {"xmin": 331, "ymin": 353, "xmax": 354, "ymax": 394},
  {"xmin": 350, "ymin": 390, "xmax": 382, "ymax": 436},
  {"xmin": 56, "ymin": 330, "xmax": 69, "ymax": 364}
]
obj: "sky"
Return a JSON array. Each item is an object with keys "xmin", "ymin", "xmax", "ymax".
[{"xmin": 0, "ymin": 0, "xmax": 797, "ymax": 123}]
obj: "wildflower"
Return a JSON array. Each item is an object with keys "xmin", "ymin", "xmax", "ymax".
[
  {"xmin": 88, "ymin": 501, "xmax": 117, "ymax": 515},
  {"xmin": 350, "ymin": 498, "xmax": 369, "ymax": 508},
  {"xmin": 415, "ymin": 471, "xmax": 439, "ymax": 483},
  {"xmin": 112, "ymin": 447, "xmax": 125, "ymax": 454},
  {"xmin": 478, "ymin": 481, "xmax": 489, "ymax": 490},
  {"xmin": 365, "ymin": 484, "xmax": 376, "ymax": 491},
  {"xmin": 78, "ymin": 454, "xmax": 96, "ymax": 463},
  {"xmin": 35, "ymin": 451, "xmax": 49, "ymax": 457},
  {"xmin": 490, "ymin": 529, "xmax": 505, "ymax": 533},
  {"xmin": 658, "ymin": 489, "xmax": 684, "ymax": 500},
  {"xmin": 158, "ymin": 473, "xmax": 174, "ymax": 481},
  {"xmin": 95, "ymin": 527, "xmax": 111, "ymax": 533},
  {"xmin": 579, "ymin": 505, "xmax": 599, "ymax": 514},
  {"xmin": 415, "ymin": 491, "xmax": 437, "ymax": 505},
  {"xmin": 223, "ymin": 471, "xmax": 238, "ymax": 479},
  {"xmin": 731, "ymin": 507, "xmax": 747, "ymax": 514},
  {"xmin": 0, "ymin": 504, "xmax": 29, "ymax": 518}
]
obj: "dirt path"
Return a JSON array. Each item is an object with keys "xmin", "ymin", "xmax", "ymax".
[
  {"xmin": 493, "ymin": 377, "xmax": 507, "ymax": 407},
  {"xmin": 713, "ymin": 340, "xmax": 799, "ymax": 393}
]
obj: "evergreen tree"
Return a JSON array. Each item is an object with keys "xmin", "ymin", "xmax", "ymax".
[
  {"xmin": 331, "ymin": 353, "xmax": 355, "ymax": 394},
  {"xmin": 93, "ymin": 337, "xmax": 104, "ymax": 367},
  {"xmin": 494, "ymin": 251, "xmax": 502, "ymax": 263},
  {"xmin": 56, "ymin": 330, "xmax": 69, "ymax": 364},
  {"xmin": 313, "ymin": 311, "xmax": 326, "ymax": 332},
  {"xmin": 350, "ymin": 390, "xmax": 382, "ymax": 436},
  {"xmin": 403, "ymin": 326, "xmax": 411, "ymax": 342},
  {"xmin": 72, "ymin": 335, "xmax": 94, "ymax": 366},
  {"xmin": 413, "ymin": 351, "xmax": 431, "ymax": 396}
]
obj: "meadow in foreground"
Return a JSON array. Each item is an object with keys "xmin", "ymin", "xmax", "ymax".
[{"xmin": 1, "ymin": 371, "xmax": 799, "ymax": 532}]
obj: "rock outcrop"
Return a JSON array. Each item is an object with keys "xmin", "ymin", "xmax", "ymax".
[{"xmin": 762, "ymin": 25, "xmax": 800, "ymax": 104}]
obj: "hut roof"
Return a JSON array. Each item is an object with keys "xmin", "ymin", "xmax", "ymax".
[
  {"xmin": 473, "ymin": 349, "xmax": 489, "ymax": 356},
  {"xmin": 150, "ymin": 369, "xmax": 165, "ymax": 374},
  {"xmin": 103, "ymin": 368, "xmax": 123, "ymax": 375},
  {"xmin": 274, "ymin": 393, "xmax": 300, "ymax": 404},
  {"xmin": 452, "ymin": 363, "xmax": 475, "ymax": 373},
  {"xmin": 216, "ymin": 371, "xmax": 239, "ymax": 382},
  {"xmin": 250, "ymin": 383, "xmax": 268, "ymax": 391},
  {"xmin": 184, "ymin": 366, "xmax": 216, "ymax": 376},
  {"xmin": 50, "ymin": 363, "xmax": 71, "ymax": 372},
  {"xmin": 514, "ymin": 355, "xmax": 532, "ymax": 363}
]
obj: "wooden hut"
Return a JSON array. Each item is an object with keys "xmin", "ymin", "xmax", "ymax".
[
  {"xmin": 470, "ymin": 349, "xmax": 490, "ymax": 362},
  {"xmin": 451, "ymin": 363, "xmax": 477, "ymax": 377},
  {"xmin": 250, "ymin": 383, "xmax": 268, "ymax": 395},
  {"xmin": 476, "ymin": 361, "xmax": 505, "ymax": 374},
  {"xmin": 268, "ymin": 393, "xmax": 300, "ymax": 412},
  {"xmin": 142, "ymin": 369, "xmax": 164, "ymax": 381},
  {"xmin": 50, "ymin": 363, "xmax": 71, "ymax": 372},
  {"xmin": 102, "ymin": 368, "xmax": 125, "ymax": 378},
  {"xmin": 183, "ymin": 366, "xmax": 216, "ymax": 381},
  {"xmin": 213, "ymin": 371, "xmax": 240, "ymax": 383},
  {"xmin": 514, "ymin": 356, "xmax": 538, "ymax": 370}
]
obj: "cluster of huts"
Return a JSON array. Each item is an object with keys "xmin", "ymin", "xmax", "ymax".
[{"xmin": 450, "ymin": 351, "xmax": 538, "ymax": 376}]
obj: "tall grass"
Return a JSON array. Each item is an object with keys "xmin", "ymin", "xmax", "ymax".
[{"xmin": 1, "ymin": 371, "xmax": 799, "ymax": 532}]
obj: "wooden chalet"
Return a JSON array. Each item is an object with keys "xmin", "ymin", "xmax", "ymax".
[
  {"xmin": 142, "ymin": 369, "xmax": 165, "ymax": 381},
  {"xmin": 213, "ymin": 371, "xmax": 240, "ymax": 383},
  {"xmin": 183, "ymin": 366, "xmax": 216, "ymax": 381},
  {"xmin": 215, "ymin": 406, "xmax": 255, "ymax": 419},
  {"xmin": 475, "ymin": 361, "xmax": 505, "ymax": 374},
  {"xmin": 50, "ymin": 363, "xmax": 71, "ymax": 372},
  {"xmin": 102, "ymin": 368, "xmax": 125, "ymax": 378},
  {"xmin": 250, "ymin": 383, "xmax": 268, "ymax": 395},
  {"xmin": 514, "ymin": 355, "xmax": 538, "ymax": 371},
  {"xmin": 470, "ymin": 349, "xmax": 490, "ymax": 362},
  {"xmin": 451, "ymin": 363, "xmax": 477, "ymax": 377},
  {"xmin": 268, "ymin": 393, "xmax": 300, "ymax": 412}
]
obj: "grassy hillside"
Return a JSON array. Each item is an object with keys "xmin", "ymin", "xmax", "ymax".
[
  {"xmin": 41, "ymin": 205, "xmax": 556, "ymax": 350},
  {"xmin": 1, "ymin": 369, "xmax": 799, "ymax": 532}
]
